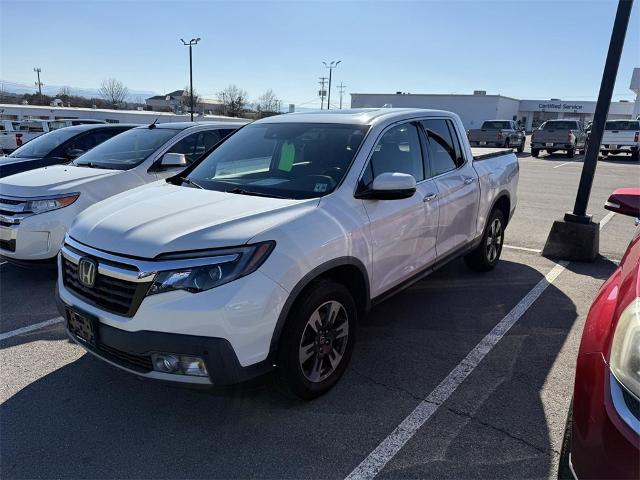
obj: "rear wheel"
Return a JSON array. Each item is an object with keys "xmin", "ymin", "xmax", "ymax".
[
  {"xmin": 465, "ymin": 208, "xmax": 505, "ymax": 272},
  {"xmin": 566, "ymin": 148, "xmax": 575, "ymax": 159},
  {"xmin": 278, "ymin": 279, "xmax": 357, "ymax": 400},
  {"xmin": 504, "ymin": 138, "xmax": 510, "ymax": 148},
  {"xmin": 531, "ymin": 148, "xmax": 540, "ymax": 158},
  {"xmin": 631, "ymin": 150, "xmax": 639, "ymax": 161},
  {"xmin": 601, "ymin": 151, "xmax": 609, "ymax": 157},
  {"xmin": 517, "ymin": 138, "xmax": 525, "ymax": 153}
]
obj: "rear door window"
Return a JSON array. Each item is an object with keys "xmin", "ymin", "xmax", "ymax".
[
  {"xmin": 421, "ymin": 119, "xmax": 458, "ymax": 176},
  {"xmin": 168, "ymin": 129, "xmax": 223, "ymax": 164}
]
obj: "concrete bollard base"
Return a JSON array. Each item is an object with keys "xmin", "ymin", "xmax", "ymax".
[{"xmin": 542, "ymin": 218, "xmax": 599, "ymax": 262}]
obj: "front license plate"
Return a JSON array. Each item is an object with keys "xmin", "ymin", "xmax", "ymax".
[
  {"xmin": 0, "ymin": 226, "xmax": 11, "ymax": 241},
  {"xmin": 608, "ymin": 144, "xmax": 614, "ymax": 149},
  {"xmin": 67, "ymin": 309, "xmax": 98, "ymax": 346},
  {"xmin": 545, "ymin": 142, "xmax": 554, "ymax": 147},
  {"xmin": 479, "ymin": 141, "xmax": 487, "ymax": 146}
]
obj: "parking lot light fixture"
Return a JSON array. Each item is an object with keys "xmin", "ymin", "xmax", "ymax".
[
  {"xmin": 180, "ymin": 37, "xmax": 201, "ymax": 122},
  {"xmin": 323, "ymin": 60, "xmax": 341, "ymax": 110}
]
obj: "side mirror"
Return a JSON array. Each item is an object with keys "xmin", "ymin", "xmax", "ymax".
[
  {"xmin": 66, "ymin": 148, "xmax": 85, "ymax": 159},
  {"xmin": 605, "ymin": 188, "xmax": 640, "ymax": 218},
  {"xmin": 160, "ymin": 152, "xmax": 187, "ymax": 168},
  {"xmin": 356, "ymin": 172, "xmax": 417, "ymax": 200}
]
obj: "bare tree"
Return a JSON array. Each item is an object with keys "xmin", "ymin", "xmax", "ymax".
[
  {"xmin": 255, "ymin": 89, "xmax": 281, "ymax": 117},
  {"xmin": 57, "ymin": 86, "xmax": 72, "ymax": 98},
  {"xmin": 219, "ymin": 85, "xmax": 248, "ymax": 117},
  {"xmin": 98, "ymin": 78, "xmax": 129, "ymax": 106},
  {"xmin": 182, "ymin": 86, "xmax": 201, "ymax": 114}
]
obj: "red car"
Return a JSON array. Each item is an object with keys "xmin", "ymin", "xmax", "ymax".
[{"xmin": 559, "ymin": 188, "xmax": 640, "ymax": 479}]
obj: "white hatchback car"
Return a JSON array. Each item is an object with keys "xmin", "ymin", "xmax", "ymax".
[{"xmin": 57, "ymin": 109, "xmax": 518, "ymax": 398}]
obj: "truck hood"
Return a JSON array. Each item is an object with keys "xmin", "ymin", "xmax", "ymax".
[
  {"xmin": 0, "ymin": 164, "xmax": 118, "ymax": 197},
  {"xmin": 70, "ymin": 182, "xmax": 319, "ymax": 258}
]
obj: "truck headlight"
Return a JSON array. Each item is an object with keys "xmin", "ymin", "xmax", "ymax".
[
  {"xmin": 610, "ymin": 297, "xmax": 640, "ymax": 399},
  {"xmin": 26, "ymin": 193, "xmax": 80, "ymax": 214},
  {"xmin": 147, "ymin": 241, "xmax": 275, "ymax": 296}
]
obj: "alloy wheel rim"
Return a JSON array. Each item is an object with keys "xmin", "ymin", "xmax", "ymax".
[
  {"xmin": 486, "ymin": 218, "xmax": 503, "ymax": 263},
  {"xmin": 298, "ymin": 300, "xmax": 349, "ymax": 383}
]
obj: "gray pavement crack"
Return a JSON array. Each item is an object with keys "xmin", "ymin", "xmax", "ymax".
[{"xmin": 349, "ymin": 367, "xmax": 432, "ymax": 403}]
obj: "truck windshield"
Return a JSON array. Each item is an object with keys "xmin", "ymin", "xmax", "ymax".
[
  {"xmin": 8, "ymin": 128, "xmax": 81, "ymax": 158},
  {"xmin": 605, "ymin": 120, "xmax": 640, "ymax": 130},
  {"xmin": 481, "ymin": 121, "xmax": 511, "ymax": 129},
  {"xmin": 541, "ymin": 121, "xmax": 578, "ymax": 130},
  {"xmin": 73, "ymin": 127, "xmax": 179, "ymax": 170},
  {"xmin": 185, "ymin": 123, "xmax": 369, "ymax": 199}
]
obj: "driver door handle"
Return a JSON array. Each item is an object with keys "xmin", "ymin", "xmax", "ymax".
[
  {"xmin": 463, "ymin": 176, "xmax": 475, "ymax": 185},
  {"xmin": 423, "ymin": 193, "xmax": 437, "ymax": 202}
]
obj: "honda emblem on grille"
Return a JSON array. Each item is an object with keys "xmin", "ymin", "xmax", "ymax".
[{"xmin": 78, "ymin": 257, "xmax": 97, "ymax": 288}]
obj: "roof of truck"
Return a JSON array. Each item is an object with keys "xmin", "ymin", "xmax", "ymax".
[
  {"xmin": 137, "ymin": 120, "xmax": 248, "ymax": 130},
  {"xmin": 254, "ymin": 108, "xmax": 456, "ymax": 126}
]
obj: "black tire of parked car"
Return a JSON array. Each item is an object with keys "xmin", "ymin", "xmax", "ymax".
[
  {"xmin": 464, "ymin": 208, "xmax": 505, "ymax": 272},
  {"xmin": 558, "ymin": 401, "xmax": 574, "ymax": 480},
  {"xmin": 601, "ymin": 151, "xmax": 609, "ymax": 157},
  {"xmin": 631, "ymin": 150, "xmax": 639, "ymax": 161},
  {"xmin": 278, "ymin": 279, "xmax": 357, "ymax": 400},
  {"xmin": 566, "ymin": 148, "xmax": 575, "ymax": 159},
  {"xmin": 504, "ymin": 138, "xmax": 510, "ymax": 148},
  {"xmin": 532, "ymin": 148, "xmax": 540, "ymax": 158},
  {"xmin": 517, "ymin": 138, "xmax": 525, "ymax": 153}
]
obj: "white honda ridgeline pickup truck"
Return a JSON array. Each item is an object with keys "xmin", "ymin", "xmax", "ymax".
[{"xmin": 57, "ymin": 109, "xmax": 519, "ymax": 399}]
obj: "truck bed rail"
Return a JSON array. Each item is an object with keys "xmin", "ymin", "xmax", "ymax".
[{"xmin": 471, "ymin": 148, "xmax": 514, "ymax": 161}]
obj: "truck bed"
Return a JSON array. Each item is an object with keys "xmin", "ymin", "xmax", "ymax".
[{"xmin": 471, "ymin": 147, "xmax": 514, "ymax": 161}]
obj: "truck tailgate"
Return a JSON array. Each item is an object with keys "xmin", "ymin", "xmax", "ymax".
[
  {"xmin": 602, "ymin": 131, "xmax": 637, "ymax": 146},
  {"xmin": 469, "ymin": 130, "xmax": 501, "ymax": 143}
]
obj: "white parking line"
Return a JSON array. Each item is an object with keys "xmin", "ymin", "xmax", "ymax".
[
  {"xmin": 345, "ymin": 261, "xmax": 568, "ymax": 480},
  {"xmin": 553, "ymin": 161, "xmax": 576, "ymax": 168},
  {"xmin": 600, "ymin": 211, "xmax": 615, "ymax": 229},
  {"xmin": 503, "ymin": 244, "xmax": 542, "ymax": 253},
  {"xmin": 0, "ymin": 316, "xmax": 63, "ymax": 342}
]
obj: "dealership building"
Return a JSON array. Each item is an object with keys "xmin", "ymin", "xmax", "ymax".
[{"xmin": 351, "ymin": 68, "xmax": 640, "ymax": 132}]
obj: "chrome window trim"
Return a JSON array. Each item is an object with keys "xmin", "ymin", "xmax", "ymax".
[
  {"xmin": 610, "ymin": 370, "xmax": 640, "ymax": 435},
  {"xmin": 62, "ymin": 236, "xmax": 240, "ymax": 283}
]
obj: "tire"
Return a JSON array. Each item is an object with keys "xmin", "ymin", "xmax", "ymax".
[
  {"xmin": 532, "ymin": 148, "xmax": 540, "ymax": 158},
  {"xmin": 601, "ymin": 151, "xmax": 609, "ymax": 157},
  {"xmin": 558, "ymin": 401, "xmax": 574, "ymax": 480},
  {"xmin": 631, "ymin": 150, "xmax": 639, "ymax": 162},
  {"xmin": 566, "ymin": 148, "xmax": 575, "ymax": 159},
  {"xmin": 464, "ymin": 208, "xmax": 505, "ymax": 272},
  {"xmin": 278, "ymin": 279, "xmax": 357, "ymax": 400},
  {"xmin": 517, "ymin": 138, "xmax": 525, "ymax": 153},
  {"xmin": 504, "ymin": 138, "xmax": 510, "ymax": 148}
]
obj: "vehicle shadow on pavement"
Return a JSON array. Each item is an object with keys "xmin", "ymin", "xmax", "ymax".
[{"xmin": 0, "ymin": 257, "xmax": 606, "ymax": 479}]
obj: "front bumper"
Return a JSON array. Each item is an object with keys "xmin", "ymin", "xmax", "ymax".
[
  {"xmin": 56, "ymin": 242, "xmax": 290, "ymax": 385},
  {"xmin": 571, "ymin": 352, "xmax": 639, "ymax": 479}
]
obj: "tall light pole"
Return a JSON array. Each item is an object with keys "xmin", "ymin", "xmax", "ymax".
[
  {"xmin": 180, "ymin": 38, "xmax": 201, "ymax": 121},
  {"xmin": 34, "ymin": 67, "xmax": 43, "ymax": 104},
  {"xmin": 323, "ymin": 60, "xmax": 341, "ymax": 110}
]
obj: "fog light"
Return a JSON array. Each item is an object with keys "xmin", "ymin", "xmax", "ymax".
[{"xmin": 151, "ymin": 353, "xmax": 208, "ymax": 377}]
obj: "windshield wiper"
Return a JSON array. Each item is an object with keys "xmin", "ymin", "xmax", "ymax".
[
  {"xmin": 179, "ymin": 177, "xmax": 204, "ymax": 189},
  {"xmin": 225, "ymin": 187, "xmax": 287, "ymax": 199}
]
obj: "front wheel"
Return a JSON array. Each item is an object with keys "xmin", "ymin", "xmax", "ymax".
[
  {"xmin": 465, "ymin": 208, "xmax": 505, "ymax": 272},
  {"xmin": 517, "ymin": 138, "xmax": 525, "ymax": 153},
  {"xmin": 631, "ymin": 150, "xmax": 639, "ymax": 162},
  {"xmin": 532, "ymin": 148, "xmax": 540, "ymax": 158},
  {"xmin": 566, "ymin": 148, "xmax": 575, "ymax": 159},
  {"xmin": 504, "ymin": 138, "xmax": 510, "ymax": 148},
  {"xmin": 278, "ymin": 279, "xmax": 357, "ymax": 400}
]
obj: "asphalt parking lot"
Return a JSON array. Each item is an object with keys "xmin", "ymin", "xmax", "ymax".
[{"xmin": 1, "ymin": 146, "xmax": 638, "ymax": 479}]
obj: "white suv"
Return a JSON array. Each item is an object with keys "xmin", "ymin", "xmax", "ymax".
[{"xmin": 57, "ymin": 109, "xmax": 519, "ymax": 399}]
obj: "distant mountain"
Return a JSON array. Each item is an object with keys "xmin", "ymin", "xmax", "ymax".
[{"xmin": 0, "ymin": 80, "xmax": 159, "ymax": 102}]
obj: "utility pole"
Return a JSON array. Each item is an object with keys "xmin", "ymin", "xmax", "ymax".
[
  {"xmin": 542, "ymin": 0, "xmax": 634, "ymax": 261},
  {"xmin": 180, "ymin": 37, "xmax": 201, "ymax": 121},
  {"xmin": 337, "ymin": 82, "xmax": 346, "ymax": 109},
  {"xmin": 323, "ymin": 60, "xmax": 341, "ymax": 110},
  {"xmin": 34, "ymin": 67, "xmax": 43, "ymax": 104},
  {"xmin": 318, "ymin": 77, "xmax": 328, "ymax": 110}
]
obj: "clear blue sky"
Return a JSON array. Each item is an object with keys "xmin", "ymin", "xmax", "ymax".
[{"xmin": 1, "ymin": 0, "xmax": 638, "ymax": 108}]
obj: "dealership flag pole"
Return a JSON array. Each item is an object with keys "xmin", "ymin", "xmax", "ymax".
[{"xmin": 542, "ymin": 0, "xmax": 634, "ymax": 261}]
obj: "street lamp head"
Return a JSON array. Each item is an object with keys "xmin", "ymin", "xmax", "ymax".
[
  {"xmin": 180, "ymin": 38, "xmax": 187, "ymax": 45},
  {"xmin": 336, "ymin": 60, "xmax": 342, "ymax": 66}
]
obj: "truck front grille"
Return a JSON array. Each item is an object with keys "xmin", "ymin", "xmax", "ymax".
[{"xmin": 62, "ymin": 255, "xmax": 151, "ymax": 317}]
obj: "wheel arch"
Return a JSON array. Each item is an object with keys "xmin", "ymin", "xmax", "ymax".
[
  {"xmin": 267, "ymin": 257, "xmax": 371, "ymax": 363},
  {"xmin": 491, "ymin": 191, "xmax": 512, "ymax": 226}
]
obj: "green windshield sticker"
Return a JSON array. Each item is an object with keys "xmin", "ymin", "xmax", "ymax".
[{"xmin": 278, "ymin": 142, "xmax": 295, "ymax": 171}]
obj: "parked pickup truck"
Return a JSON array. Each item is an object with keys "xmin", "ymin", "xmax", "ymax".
[
  {"xmin": 0, "ymin": 121, "xmax": 245, "ymax": 265},
  {"xmin": 56, "ymin": 108, "xmax": 519, "ymax": 399},
  {"xmin": 0, "ymin": 120, "xmax": 22, "ymax": 153},
  {"xmin": 600, "ymin": 119, "xmax": 640, "ymax": 161},
  {"xmin": 468, "ymin": 120, "xmax": 526, "ymax": 152},
  {"xmin": 530, "ymin": 119, "xmax": 588, "ymax": 158}
]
